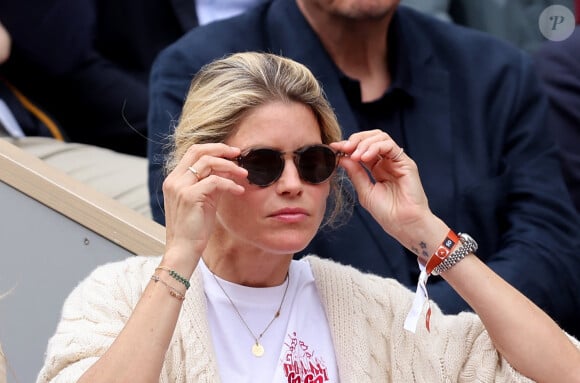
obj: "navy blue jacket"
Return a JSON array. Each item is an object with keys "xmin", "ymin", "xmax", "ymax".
[
  {"xmin": 148, "ymin": 0, "xmax": 580, "ymax": 336},
  {"xmin": 534, "ymin": 27, "xmax": 580, "ymax": 213}
]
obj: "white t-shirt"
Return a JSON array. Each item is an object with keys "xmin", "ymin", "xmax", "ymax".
[{"xmin": 200, "ymin": 259, "xmax": 339, "ymax": 383}]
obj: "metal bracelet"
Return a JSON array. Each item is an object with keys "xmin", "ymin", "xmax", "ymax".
[
  {"xmin": 151, "ymin": 274, "xmax": 186, "ymax": 301},
  {"xmin": 432, "ymin": 233, "xmax": 478, "ymax": 276}
]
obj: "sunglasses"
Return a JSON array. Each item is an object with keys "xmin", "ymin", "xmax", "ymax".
[{"xmin": 235, "ymin": 144, "xmax": 343, "ymax": 187}]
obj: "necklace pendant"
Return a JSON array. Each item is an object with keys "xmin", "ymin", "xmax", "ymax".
[{"xmin": 252, "ymin": 342, "xmax": 265, "ymax": 357}]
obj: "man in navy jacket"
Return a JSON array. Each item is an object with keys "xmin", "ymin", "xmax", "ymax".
[{"xmin": 148, "ymin": 0, "xmax": 580, "ymax": 336}]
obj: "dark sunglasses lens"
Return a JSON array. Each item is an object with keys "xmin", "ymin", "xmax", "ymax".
[
  {"xmin": 240, "ymin": 149, "xmax": 284, "ymax": 186},
  {"xmin": 298, "ymin": 146, "xmax": 337, "ymax": 184}
]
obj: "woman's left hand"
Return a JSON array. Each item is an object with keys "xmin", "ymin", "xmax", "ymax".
[{"xmin": 331, "ymin": 130, "xmax": 435, "ymax": 244}]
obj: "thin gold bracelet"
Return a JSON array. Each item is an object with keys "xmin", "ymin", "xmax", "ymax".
[
  {"xmin": 151, "ymin": 274, "xmax": 186, "ymax": 301},
  {"xmin": 156, "ymin": 266, "xmax": 191, "ymax": 290}
]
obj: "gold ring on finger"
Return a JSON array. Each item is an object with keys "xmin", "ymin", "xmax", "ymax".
[{"xmin": 188, "ymin": 166, "xmax": 202, "ymax": 181}]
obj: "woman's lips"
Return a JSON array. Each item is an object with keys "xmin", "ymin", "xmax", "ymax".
[{"xmin": 269, "ymin": 208, "xmax": 309, "ymax": 222}]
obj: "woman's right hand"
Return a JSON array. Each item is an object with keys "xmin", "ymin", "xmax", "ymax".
[{"xmin": 161, "ymin": 143, "xmax": 247, "ymax": 272}]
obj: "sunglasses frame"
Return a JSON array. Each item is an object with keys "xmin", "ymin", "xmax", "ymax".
[{"xmin": 235, "ymin": 144, "xmax": 344, "ymax": 187}]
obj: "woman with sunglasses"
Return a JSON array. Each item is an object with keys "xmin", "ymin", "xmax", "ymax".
[{"xmin": 38, "ymin": 52, "xmax": 580, "ymax": 383}]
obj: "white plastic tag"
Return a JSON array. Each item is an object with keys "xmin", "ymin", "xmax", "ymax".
[{"xmin": 404, "ymin": 260, "xmax": 431, "ymax": 333}]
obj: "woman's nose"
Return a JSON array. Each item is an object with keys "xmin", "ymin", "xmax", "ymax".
[{"xmin": 275, "ymin": 157, "xmax": 303, "ymax": 193}]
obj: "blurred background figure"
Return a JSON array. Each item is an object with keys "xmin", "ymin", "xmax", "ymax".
[
  {"xmin": 450, "ymin": 0, "xmax": 576, "ymax": 52},
  {"xmin": 0, "ymin": 16, "xmax": 152, "ymax": 216},
  {"xmin": 0, "ymin": 19, "xmax": 58, "ymax": 139},
  {"xmin": 405, "ymin": 0, "xmax": 575, "ymax": 52},
  {"xmin": 0, "ymin": 0, "xmax": 194, "ymax": 155},
  {"xmin": 0, "ymin": 0, "xmax": 267, "ymax": 156}
]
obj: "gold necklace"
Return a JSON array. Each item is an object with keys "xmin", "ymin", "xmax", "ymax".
[{"xmin": 211, "ymin": 271, "xmax": 290, "ymax": 357}]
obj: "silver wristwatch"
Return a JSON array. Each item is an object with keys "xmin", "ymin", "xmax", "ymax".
[{"xmin": 432, "ymin": 233, "xmax": 478, "ymax": 276}]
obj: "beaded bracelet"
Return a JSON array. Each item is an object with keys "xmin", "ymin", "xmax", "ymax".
[
  {"xmin": 151, "ymin": 275, "xmax": 186, "ymax": 301},
  {"xmin": 156, "ymin": 266, "xmax": 191, "ymax": 290}
]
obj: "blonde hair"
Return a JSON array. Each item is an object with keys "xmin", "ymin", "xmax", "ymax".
[{"xmin": 166, "ymin": 52, "xmax": 350, "ymax": 227}]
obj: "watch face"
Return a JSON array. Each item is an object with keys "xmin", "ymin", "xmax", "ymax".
[{"xmin": 459, "ymin": 233, "xmax": 478, "ymax": 253}]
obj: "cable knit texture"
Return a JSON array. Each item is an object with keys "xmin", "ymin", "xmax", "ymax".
[{"xmin": 36, "ymin": 255, "xmax": 579, "ymax": 382}]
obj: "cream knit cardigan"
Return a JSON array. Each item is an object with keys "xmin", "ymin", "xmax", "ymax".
[{"xmin": 37, "ymin": 255, "xmax": 579, "ymax": 383}]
